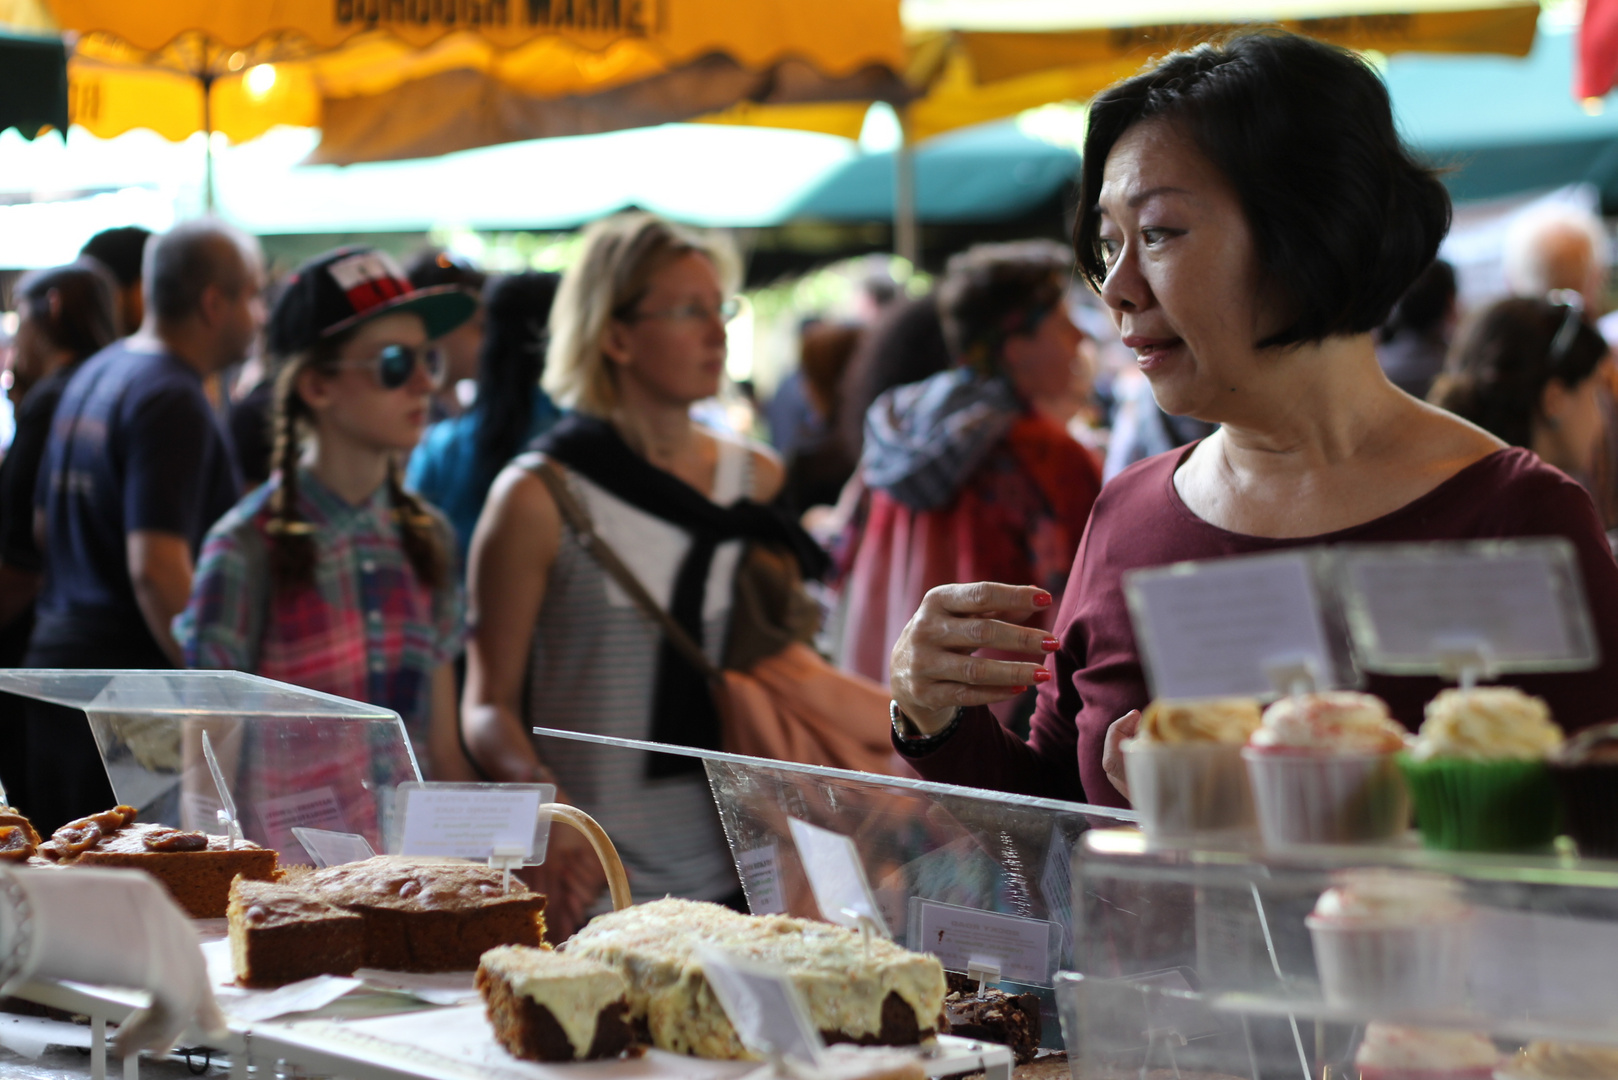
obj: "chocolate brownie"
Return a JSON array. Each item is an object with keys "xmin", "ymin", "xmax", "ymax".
[
  {"xmin": 228, "ymin": 877, "xmax": 365, "ymax": 988},
  {"xmin": 307, "ymin": 856, "xmax": 546, "ymax": 972},
  {"xmin": 944, "ymin": 987, "xmax": 1042, "ymax": 1065}
]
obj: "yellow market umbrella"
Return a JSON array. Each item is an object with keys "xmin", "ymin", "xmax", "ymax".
[
  {"xmin": 702, "ymin": 2, "xmax": 1540, "ymax": 143},
  {"xmin": 0, "ymin": 0, "xmax": 905, "ymax": 201},
  {"xmin": 697, "ymin": 0, "xmax": 1539, "ymax": 261}
]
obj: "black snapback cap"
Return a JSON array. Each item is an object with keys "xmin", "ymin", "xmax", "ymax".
[{"xmin": 268, "ymin": 245, "xmax": 476, "ymax": 358}]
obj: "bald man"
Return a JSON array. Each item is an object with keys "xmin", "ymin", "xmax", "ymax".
[
  {"xmin": 1503, "ymin": 205, "xmax": 1610, "ymax": 312},
  {"xmin": 24, "ymin": 219, "xmax": 264, "ymax": 830}
]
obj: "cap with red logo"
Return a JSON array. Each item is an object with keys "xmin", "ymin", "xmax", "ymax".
[{"xmin": 267, "ymin": 245, "xmax": 477, "ymax": 358}]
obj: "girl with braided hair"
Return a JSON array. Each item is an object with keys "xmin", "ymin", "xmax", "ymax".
[{"xmin": 175, "ymin": 247, "xmax": 476, "ymax": 795}]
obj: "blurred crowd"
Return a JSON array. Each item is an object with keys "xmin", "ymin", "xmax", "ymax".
[{"xmin": 1, "ymin": 172, "xmax": 1616, "ymax": 937}]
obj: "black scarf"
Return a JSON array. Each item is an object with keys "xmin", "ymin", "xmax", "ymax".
[{"xmin": 535, "ymin": 414, "xmax": 829, "ymax": 777}]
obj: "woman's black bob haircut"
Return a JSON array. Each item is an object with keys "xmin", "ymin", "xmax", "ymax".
[{"xmin": 1074, "ymin": 31, "xmax": 1452, "ymax": 349}]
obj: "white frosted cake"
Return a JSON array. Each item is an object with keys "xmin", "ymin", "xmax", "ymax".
[{"xmin": 563, "ymin": 898, "xmax": 947, "ymax": 1060}]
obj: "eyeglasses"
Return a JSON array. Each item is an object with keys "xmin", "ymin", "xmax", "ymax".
[
  {"xmin": 1547, "ymin": 289, "xmax": 1587, "ymax": 369},
  {"xmin": 336, "ymin": 343, "xmax": 445, "ymax": 390},
  {"xmin": 620, "ymin": 297, "xmax": 742, "ymax": 326}
]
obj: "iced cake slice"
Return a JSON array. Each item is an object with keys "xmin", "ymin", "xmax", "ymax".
[
  {"xmin": 228, "ymin": 877, "xmax": 365, "ymax": 988},
  {"xmin": 477, "ymin": 946, "xmax": 636, "ymax": 1062},
  {"xmin": 564, "ymin": 897, "xmax": 946, "ymax": 1060}
]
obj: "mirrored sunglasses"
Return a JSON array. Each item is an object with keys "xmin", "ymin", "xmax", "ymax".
[{"xmin": 338, "ymin": 343, "xmax": 445, "ymax": 390}]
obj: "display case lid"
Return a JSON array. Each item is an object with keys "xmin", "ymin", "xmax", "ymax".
[
  {"xmin": 0, "ymin": 669, "xmax": 399, "ymax": 717},
  {"xmin": 1, "ymin": 669, "xmax": 418, "ymax": 864},
  {"xmin": 534, "ymin": 725, "xmax": 1136, "ymax": 995}
]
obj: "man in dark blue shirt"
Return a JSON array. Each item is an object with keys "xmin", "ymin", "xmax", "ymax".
[{"xmin": 25, "ymin": 219, "xmax": 263, "ymax": 830}]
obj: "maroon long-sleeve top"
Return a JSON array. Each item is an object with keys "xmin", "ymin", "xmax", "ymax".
[{"xmin": 899, "ymin": 445, "xmax": 1618, "ymax": 809}]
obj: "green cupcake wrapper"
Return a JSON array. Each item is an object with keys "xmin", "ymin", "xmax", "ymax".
[{"xmin": 1396, "ymin": 752, "xmax": 1560, "ymax": 852}]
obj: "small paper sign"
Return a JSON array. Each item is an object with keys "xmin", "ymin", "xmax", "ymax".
[
  {"xmin": 1336, "ymin": 539, "xmax": 1599, "ymax": 677},
  {"xmin": 1125, "ymin": 550, "xmax": 1340, "ymax": 700},
  {"xmin": 697, "ymin": 946, "xmax": 825, "ymax": 1066},
  {"xmin": 787, "ymin": 817, "xmax": 889, "ymax": 937},
  {"xmin": 909, "ymin": 899, "xmax": 1059, "ymax": 986},
  {"xmin": 391, "ymin": 783, "xmax": 555, "ymax": 863},
  {"xmin": 292, "ymin": 827, "xmax": 376, "ymax": 868},
  {"xmin": 260, "ymin": 787, "xmax": 348, "ymax": 856},
  {"xmin": 737, "ymin": 843, "xmax": 786, "ymax": 915}
]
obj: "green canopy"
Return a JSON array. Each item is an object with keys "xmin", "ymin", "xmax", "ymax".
[
  {"xmin": 0, "ymin": 28, "xmax": 67, "ymax": 141},
  {"xmin": 1387, "ymin": 25, "xmax": 1618, "ymax": 204}
]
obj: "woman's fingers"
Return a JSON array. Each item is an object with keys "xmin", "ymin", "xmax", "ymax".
[
  {"xmin": 911, "ymin": 648, "xmax": 1046, "ymax": 688},
  {"xmin": 1101, "ymin": 709, "xmax": 1141, "ymax": 801},
  {"xmin": 926, "ymin": 614, "xmax": 1054, "ymax": 657},
  {"xmin": 924, "ymin": 582, "xmax": 1052, "ymax": 621}
]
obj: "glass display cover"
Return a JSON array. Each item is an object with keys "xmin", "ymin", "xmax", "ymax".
[
  {"xmin": 534, "ymin": 726, "xmax": 1138, "ymax": 1050},
  {"xmin": 1065, "ymin": 827, "xmax": 1618, "ymax": 1076},
  {"xmin": 0, "ymin": 669, "xmax": 418, "ymax": 864}
]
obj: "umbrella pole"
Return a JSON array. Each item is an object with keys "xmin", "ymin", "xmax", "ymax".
[
  {"xmin": 893, "ymin": 106, "xmax": 918, "ymax": 267},
  {"xmin": 201, "ymin": 72, "xmax": 216, "ymax": 213}
]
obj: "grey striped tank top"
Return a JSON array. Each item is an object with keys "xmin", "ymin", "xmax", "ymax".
[{"xmin": 523, "ymin": 433, "xmax": 754, "ymax": 904}]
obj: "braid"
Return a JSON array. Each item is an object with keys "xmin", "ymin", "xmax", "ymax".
[
  {"xmin": 266, "ymin": 354, "xmax": 320, "ymax": 589},
  {"xmin": 385, "ymin": 458, "xmax": 448, "ymax": 591}
]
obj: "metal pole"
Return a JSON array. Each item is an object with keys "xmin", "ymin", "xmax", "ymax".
[
  {"xmin": 893, "ymin": 106, "xmax": 918, "ymax": 267},
  {"xmin": 201, "ymin": 73, "xmax": 216, "ymax": 214}
]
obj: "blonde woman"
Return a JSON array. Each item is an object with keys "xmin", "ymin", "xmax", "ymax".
[{"xmin": 464, "ymin": 213, "xmax": 818, "ymax": 938}]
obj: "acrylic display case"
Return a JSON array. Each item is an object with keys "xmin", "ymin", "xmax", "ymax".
[
  {"xmin": 535, "ymin": 728, "xmax": 1140, "ymax": 1048},
  {"xmin": 1059, "ymin": 830, "xmax": 1618, "ymax": 1080},
  {"xmin": 0, "ymin": 669, "xmax": 419, "ymax": 864}
]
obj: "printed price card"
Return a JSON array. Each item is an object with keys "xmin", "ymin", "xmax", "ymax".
[
  {"xmin": 291, "ymin": 827, "xmax": 376, "ymax": 868},
  {"xmin": 1125, "ymin": 550, "xmax": 1341, "ymax": 700},
  {"xmin": 787, "ymin": 817, "xmax": 889, "ymax": 937},
  {"xmin": 909, "ymin": 899, "xmax": 1059, "ymax": 986},
  {"xmin": 1336, "ymin": 539, "xmax": 1599, "ymax": 677},
  {"xmin": 737, "ymin": 843, "xmax": 786, "ymax": 915},
  {"xmin": 698, "ymin": 946, "xmax": 825, "ymax": 1066},
  {"xmin": 391, "ymin": 782, "xmax": 555, "ymax": 863}
]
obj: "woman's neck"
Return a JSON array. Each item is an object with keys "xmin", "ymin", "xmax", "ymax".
[
  {"xmin": 1212, "ymin": 333, "xmax": 1411, "ymax": 473},
  {"xmin": 609, "ymin": 383, "xmax": 698, "ymax": 471},
  {"xmin": 302, "ymin": 432, "xmax": 392, "ymax": 506}
]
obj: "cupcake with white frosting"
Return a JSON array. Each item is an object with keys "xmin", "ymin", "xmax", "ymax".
[
  {"xmin": 1499, "ymin": 1040, "xmax": 1618, "ymax": 1080},
  {"xmin": 1353, "ymin": 1023, "xmax": 1499, "ymax": 1080},
  {"xmin": 1399, "ymin": 687, "xmax": 1563, "ymax": 852},
  {"xmin": 1241, "ymin": 692, "xmax": 1412, "ymax": 847},
  {"xmin": 1123, "ymin": 698, "xmax": 1262, "ymax": 844},
  {"xmin": 1305, "ymin": 869, "xmax": 1472, "ymax": 1012}
]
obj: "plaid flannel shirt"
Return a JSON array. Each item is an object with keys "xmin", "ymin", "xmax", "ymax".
[{"xmin": 175, "ymin": 468, "xmax": 465, "ymax": 756}]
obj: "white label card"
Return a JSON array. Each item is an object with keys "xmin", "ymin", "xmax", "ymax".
[
  {"xmin": 910, "ymin": 899, "xmax": 1058, "ymax": 986},
  {"xmin": 292, "ymin": 827, "xmax": 376, "ymax": 868},
  {"xmin": 1126, "ymin": 551, "xmax": 1335, "ymax": 700},
  {"xmin": 394, "ymin": 783, "xmax": 554, "ymax": 862},
  {"xmin": 259, "ymin": 787, "xmax": 348, "ymax": 856},
  {"xmin": 738, "ymin": 843, "xmax": 786, "ymax": 915},
  {"xmin": 697, "ymin": 946, "xmax": 825, "ymax": 1066},
  {"xmin": 787, "ymin": 817, "xmax": 889, "ymax": 937},
  {"xmin": 1337, "ymin": 540, "xmax": 1598, "ymax": 675}
]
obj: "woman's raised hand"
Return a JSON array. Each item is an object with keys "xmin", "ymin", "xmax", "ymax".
[{"xmin": 890, "ymin": 583, "xmax": 1057, "ymax": 735}]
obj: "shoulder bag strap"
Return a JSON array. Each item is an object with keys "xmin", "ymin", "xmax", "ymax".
[{"xmin": 531, "ymin": 458, "xmax": 723, "ymax": 683}]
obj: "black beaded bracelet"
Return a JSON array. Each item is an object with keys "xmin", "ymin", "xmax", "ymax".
[{"xmin": 890, "ymin": 700, "xmax": 963, "ymax": 754}]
